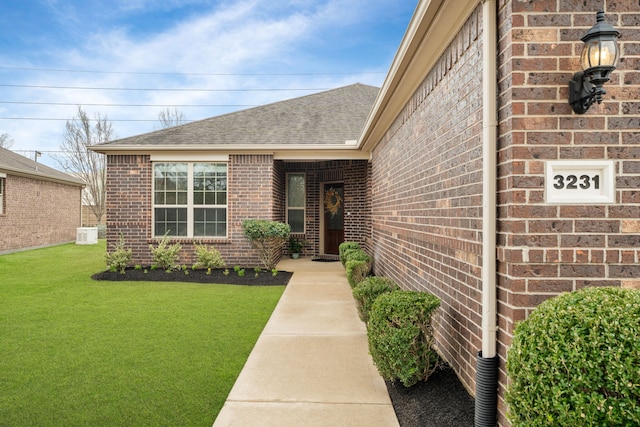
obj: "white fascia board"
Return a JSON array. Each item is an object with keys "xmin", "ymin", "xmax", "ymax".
[{"xmin": 92, "ymin": 144, "xmax": 370, "ymax": 160}]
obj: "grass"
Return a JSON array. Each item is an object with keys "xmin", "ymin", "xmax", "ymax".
[{"xmin": 0, "ymin": 242, "xmax": 284, "ymax": 426}]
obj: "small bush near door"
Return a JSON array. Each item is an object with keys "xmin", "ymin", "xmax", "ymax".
[
  {"xmin": 339, "ymin": 242, "xmax": 360, "ymax": 266},
  {"xmin": 368, "ymin": 290, "xmax": 441, "ymax": 387},
  {"xmin": 506, "ymin": 287, "xmax": 640, "ymax": 427}
]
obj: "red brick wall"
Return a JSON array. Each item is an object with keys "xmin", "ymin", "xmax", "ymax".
[
  {"xmin": 0, "ymin": 174, "xmax": 82, "ymax": 253},
  {"xmin": 344, "ymin": 160, "xmax": 371, "ymax": 249},
  {"xmin": 370, "ymin": 2, "xmax": 639, "ymax": 422},
  {"xmin": 105, "ymin": 155, "xmax": 152, "ymax": 263},
  {"xmin": 227, "ymin": 154, "xmax": 276, "ymax": 266},
  {"xmin": 371, "ymin": 5, "xmax": 484, "ymax": 396},
  {"xmin": 106, "ymin": 154, "xmax": 283, "ymax": 267},
  {"xmin": 496, "ymin": 2, "xmax": 640, "ymax": 424}
]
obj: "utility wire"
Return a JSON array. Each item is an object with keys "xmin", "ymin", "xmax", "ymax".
[
  {"xmin": 0, "ymin": 65, "xmax": 385, "ymax": 76},
  {"xmin": 0, "ymin": 101, "xmax": 258, "ymax": 108},
  {"xmin": 0, "ymin": 84, "xmax": 330, "ymax": 92},
  {"xmin": 0, "ymin": 117, "xmax": 190, "ymax": 122}
]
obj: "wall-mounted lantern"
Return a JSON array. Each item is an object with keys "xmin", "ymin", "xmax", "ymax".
[{"xmin": 569, "ymin": 11, "xmax": 620, "ymax": 114}]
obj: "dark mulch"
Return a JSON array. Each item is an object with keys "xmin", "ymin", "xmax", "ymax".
[
  {"xmin": 386, "ymin": 366, "xmax": 475, "ymax": 427},
  {"xmin": 93, "ymin": 266, "xmax": 474, "ymax": 426},
  {"xmin": 91, "ymin": 267, "xmax": 293, "ymax": 286}
]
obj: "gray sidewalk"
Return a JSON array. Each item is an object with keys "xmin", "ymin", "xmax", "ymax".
[{"xmin": 213, "ymin": 258, "xmax": 400, "ymax": 427}]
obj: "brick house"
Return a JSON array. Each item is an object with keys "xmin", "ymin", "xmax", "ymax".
[
  {"xmin": 93, "ymin": 0, "xmax": 639, "ymax": 425},
  {"xmin": 0, "ymin": 147, "xmax": 84, "ymax": 254},
  {"xmin": 92, "ymin": 84, "xmax": 377, "ymax": 266}
]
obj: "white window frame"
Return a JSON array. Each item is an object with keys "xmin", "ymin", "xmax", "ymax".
[
  {"xmin": 152, "ymin": 162, "xmax": 228, "ymax": 238},
  {"xmin": 286, "ymin": 172, "xmax": 306, "ymax": 233}
]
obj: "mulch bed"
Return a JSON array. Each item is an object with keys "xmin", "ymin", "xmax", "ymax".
[
  {"xmin": 386, "ymin": 366, "xmax": 475, "ymax": 427},
  {"xmin": 91, "ymin": 267, "xmax": 293, "ymax": 286}
]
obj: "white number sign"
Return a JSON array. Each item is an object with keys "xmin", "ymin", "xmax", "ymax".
[{"xmin": 545, "ymin": 161, "xmax": 615, "ymax": 204}]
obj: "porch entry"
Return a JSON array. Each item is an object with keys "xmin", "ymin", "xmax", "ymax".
[{"xmin": 322, "ymin": 183, "xmax": 344, "ymax": 255}]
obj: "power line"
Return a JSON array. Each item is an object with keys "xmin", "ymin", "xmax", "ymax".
[
  {"xmin": 13, "ymin": 149, "xmax": 65, "ymax": 154},
  {"xmin": 0, "ymin": 101, "xmax": 258, "ymax": 108},
  {"xmin": 0, "ymin": 65, "xmax": 386, "ymax": 77},
  {"xmin": 0, "ymin": 117, "xmax": 190, "ymax": 122},
  {"xmin": 0, "ymin": 84, "xmax": 331, "ymax": 92}
]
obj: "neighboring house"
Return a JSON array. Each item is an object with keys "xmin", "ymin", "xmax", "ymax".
[
  {"xmin": 92, "ymin": 1, "xmax": 639, "ymax": 425},
  {"xmin": 0, "ymin": 147, "xmax": 85, "ymax": 254}
]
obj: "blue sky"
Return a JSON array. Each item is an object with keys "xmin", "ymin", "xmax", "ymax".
[{"xmin": 0, "ymin": 0, "xmax": 417, "ymax": 166}]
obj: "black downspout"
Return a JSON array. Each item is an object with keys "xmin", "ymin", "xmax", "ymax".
[{"xmin": 475, "ymin": 351, "xmax": 499, "ymax": 427}]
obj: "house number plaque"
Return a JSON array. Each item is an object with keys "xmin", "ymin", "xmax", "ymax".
[{"xmin": 545, "ymin": 160, "xmax": 615, "ymax": 204}]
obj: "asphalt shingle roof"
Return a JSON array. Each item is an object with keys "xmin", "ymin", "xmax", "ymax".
[
  {"xmin": 0, "ymin": 147, "xmax": 85, "ymax": 186},
  {"xmin": 97, "ymin": 83, "xmax": 379, "ymax": 148}
]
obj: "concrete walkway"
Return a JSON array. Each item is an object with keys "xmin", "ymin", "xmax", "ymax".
[{"xmin": 213, "ymin": 258, "xmax": 400, "ymax": 427}]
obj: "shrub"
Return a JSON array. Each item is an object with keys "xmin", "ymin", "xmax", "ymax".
[
  {"xmin": 345, "ymin": 249, "xmax": 372, "ymax": 288},
  {"xmin": 192, "ymin": 243, "xmax": 226, "ymax": 270},
  {"xmin": 506, "ymin": 286, "xmax": 640, "ymax": 427},
  {"xmin": 352, "ymin": 277, "xmax": 399, "ymax": 323},
  {"xmin": 149, "ymin": 233, "xmax": 182, "ymax": 272},
  {"xmin": 105, "ymin": 234, "xmax": 132, "ymax": 274},
  {"xmin": 242, "ymin": 219, "xmax": 290, "ymax": 270},
  {"xmin": 339, "ymin": 242, "xmax": 360, "ymax": 265},
  {"xmin": 368, "ymin": 290, "xmax": 441, "ymax": 387},
  {"xmin": 345, "ymin": 248, "xmax": 371, "ymax": 264}
]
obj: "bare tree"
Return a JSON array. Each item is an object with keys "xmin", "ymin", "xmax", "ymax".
[
  {"xmin": 157, "ymin": 107, "xmax": 186, "ymax": 128},
  {"xmin": 56, "ymin": 106, "xmax": 112, "ymax": 224},
  {"xmin": 0, "ymin": 133, "xmax": 15, "ymax": 149}
]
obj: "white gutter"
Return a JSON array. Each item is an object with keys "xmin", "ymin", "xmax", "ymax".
[{"xmin": 481, "ymin": 0, "xmax": 498, "ymax": 359}]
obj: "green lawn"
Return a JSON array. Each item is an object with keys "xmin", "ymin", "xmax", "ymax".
[{"xmin": 0, "ymin": 242, "xmax": 284, "ymax": 426}]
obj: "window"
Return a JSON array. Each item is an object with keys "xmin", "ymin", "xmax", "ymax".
[
  {"xmin": 153, "ymin": 163, "xmax": 227, "ymax": 237},
  {"xmin": 0, "ymin": 177, "xmax": 4, "ymax": 215},
  {"xmin": 286, "ymin": 173, "xmax": 305, "ymax": 233}
]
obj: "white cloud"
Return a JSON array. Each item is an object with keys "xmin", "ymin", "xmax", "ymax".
[{"xmin": 3, "ymin": 0, "xmax": 415, "ymax": 166}]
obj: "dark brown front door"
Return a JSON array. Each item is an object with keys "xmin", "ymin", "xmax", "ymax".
[{"xmin": 323, "ymin": 183, "xmax": 344, "ymax": 255}]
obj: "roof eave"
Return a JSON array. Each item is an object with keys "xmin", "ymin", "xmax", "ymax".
[
  {"xmin": 0, "ymin": 166, "xmax": 85, "ymax": 187},
  {"xmin": 89, "ymin": 144, "xmax": 371, "ymax": 161},
  {"xmin": 358, "ymin": 0, "xmax": 481, "ymax": 152}
]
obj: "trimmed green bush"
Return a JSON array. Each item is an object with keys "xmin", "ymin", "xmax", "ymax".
[
  {"xmin": 344, "ymin": 248, "xmax": 373, "ymax": 288},
  {"xmin": 368, "ymin": 290, "xmax": 441, "ymax": 387},
  {"xmin": 339, "ymin": 242, "xmax": 360, "ymax": 265},
  {"xmin": 241, "ymin": 219, "xmax": 290, "ymax": 270},
  {"xmin": 352, "ymin": 276, "xmax": 399, "ymax": 323},
  {"xmin": 506, "ymin": 286, "xmax": 640, "ymax": 427},
  {"xmin": 345, "ymin": 248, "xmax": 371, "ymax": 263}
]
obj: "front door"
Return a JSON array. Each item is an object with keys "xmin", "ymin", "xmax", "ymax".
[{"xmin": 323, "ymin": 183, "xmax": 344, "ymax": 255}]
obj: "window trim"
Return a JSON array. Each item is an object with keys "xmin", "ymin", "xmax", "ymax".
[
  {"xmin": 286, "ymin": 172, "xmax": 306, "ymax": 233},
  {"xmin": 152, "ymin": 162, "xmax": 228, "ymax": 238}
]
